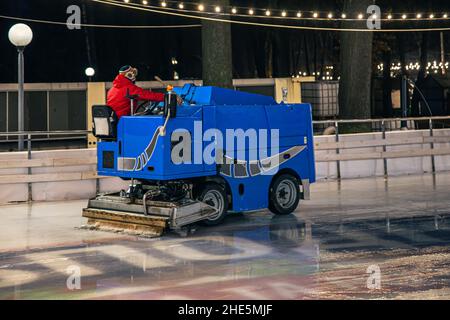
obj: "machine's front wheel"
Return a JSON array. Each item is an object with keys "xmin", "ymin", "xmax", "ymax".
[
  {"xmin": 269, "ymin": 174, "xmax": 301, "ymax": 215},
  {"xmin": 196, "ymin": 183, "xmax": 228, "ymax": 226}
]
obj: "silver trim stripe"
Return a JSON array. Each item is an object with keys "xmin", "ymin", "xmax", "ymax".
[
  {"xmin": 220, "ymin": 145, "xmax": 306, "ymax": 178},
  {"xmin": 117, "ymin": 125, "xmax": 163, "ymax": 171}
]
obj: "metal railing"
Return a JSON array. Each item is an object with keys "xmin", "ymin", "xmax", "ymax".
[
  {"xmin": 313, "ymin": 115, "xmax": 450, "ymax": 125},
  {"xmin": 313, "ymin": 116, "xmax": 450, "ymax": 179},
  {"xmin": 0, "ymin": 116, "xmax": 449, "ymax": 184},
  {"xmin": 0, "ymin": 131, "xmax": 93, "ymax": 202},
  {"xmin": 1, "ymin": 116, "xmax": 449, "ymax": 152},
  {"xmin": 0, "ymin": 130, "xmax": 89, "ymax": 151}
]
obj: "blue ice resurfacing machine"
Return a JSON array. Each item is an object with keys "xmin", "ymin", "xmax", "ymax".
[{"xmin": 83, "ymin": 84, "xmax": 315, "ymax": 236}]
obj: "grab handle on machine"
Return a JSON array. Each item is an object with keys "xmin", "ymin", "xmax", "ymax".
[
  {"xmin": 125, "ymin": 89, "xmax": 140, "ymax": 116},
  {"xmin": 159, "ymin": 108, "xmax": 171, "ymax": 137}
]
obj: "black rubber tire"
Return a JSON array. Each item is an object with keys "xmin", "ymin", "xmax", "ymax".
[
  {"xmin": 196, "ymin": 183, "xmax": 228, "ymax": 226},
  {"xmin": 268, "ymin": 174, "xmax": 301, "ymax": 215}
]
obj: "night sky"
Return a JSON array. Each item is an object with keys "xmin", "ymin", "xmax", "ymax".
[
  {"xmin": 1, "ymin": 0, "xmax": 204, "ymax": 83},
  {"xmin": 1, "ymin": 0, "xmax": 449, "ymax": 83}
]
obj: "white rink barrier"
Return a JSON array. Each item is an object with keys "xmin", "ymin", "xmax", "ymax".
[
  {"xmin": 315, "ymin": 128, "xmax": 450, "ymax": 180},
  {"xmin": 0, "ymin": 128, "xmax": 449, "ymax": 204},
  {"xmin": 0, "ymin": 149, "xmax": 128, "ymax": 204}
]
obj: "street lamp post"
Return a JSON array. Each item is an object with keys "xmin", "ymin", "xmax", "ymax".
[{"xmin": 8, "ymin": 23, "xmax": 33, "ymax": 151}]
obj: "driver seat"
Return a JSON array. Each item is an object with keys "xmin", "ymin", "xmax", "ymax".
[{"xmin": 92, "ymin": 105, "xmax": 118, "ymax": 140}]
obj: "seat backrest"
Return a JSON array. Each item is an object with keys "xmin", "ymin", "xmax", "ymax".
[
  {"xmin": 92, "ymin": 105, "xmax": 118, "ymax": 140},
  {"xmin": 93, "ymin": 105, "xmax": 117, "ymax": 119}
]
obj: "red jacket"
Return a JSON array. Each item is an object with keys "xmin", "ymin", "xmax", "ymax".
[{"xmin": 107, "ymin": 74, "xmax": 165, "ymax": 118}]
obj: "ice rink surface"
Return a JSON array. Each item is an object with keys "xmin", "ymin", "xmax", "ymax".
[{"xmin": 1, "ymin": 173, "xmax": 449, "ymax": 299}]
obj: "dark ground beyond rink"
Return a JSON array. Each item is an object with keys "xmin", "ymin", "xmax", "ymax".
[{"xmin": 0, "ymin": 173, "xmax": 449, "ymax": 299}]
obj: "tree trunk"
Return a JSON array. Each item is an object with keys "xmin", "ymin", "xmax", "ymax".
[
  {"xmin": 319, "ymin": 33, "xmax": 326, "ymax": 78},
  {"xmin": 398, "ymin": 34, "xmax": 408, "ymax": 77},
  {"xmin": 265, "ymin": 31, "xmax": 274, "ymax": 78},
  {"xmin": 382, "ymin": 50, "xmax": 393, "ymax": 117},
  {"xmin": 303, "ymin": 33, "xmax": 311, "ymax": 75},
  {"xmin": 246, "ymin": 30, "xmax": 258, "ymax": 78},
  {"xmin": 313, "ymin": 35, "xmax": 318, "ymax": 75},
  {"xmin": 201, "ymin": 0, "xmax": 233, "ymax": 88},
  {"xmin": 339, "ymin": 0, "xmax": 375, "ymax": 131},
  {"xmin": 411, "ymin": 33, "xmax": 429, "ymax": 116}
]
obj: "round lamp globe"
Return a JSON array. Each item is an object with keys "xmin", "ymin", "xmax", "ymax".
[
  {"xmin": 85, "ymin": 67, "xmax": 95, "ymax": 77},
  {"xmin": 8, "ymin": 23, "xmax": 33, "ymax": 47}
]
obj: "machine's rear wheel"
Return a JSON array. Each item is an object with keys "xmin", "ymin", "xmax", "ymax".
[
  {"xmin": 269, "ymin": 174, "xmax": 301, "ymax": 215},
  {"xmin": 196, "ymin": 183, "xmax": 228, "ymax": 225}
]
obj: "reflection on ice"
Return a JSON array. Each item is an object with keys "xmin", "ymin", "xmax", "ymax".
[{"xmin": 0, "ymin": 173, "xmax": 450, "ymax": 299}]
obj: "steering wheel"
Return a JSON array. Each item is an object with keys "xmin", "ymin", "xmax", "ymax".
[
  {"xmin": 134, "ymin": 101, "xmax": 162, "ymax": 116},
  {"xmin": 134, "ymin": 100, "xmax": 151, "ymax": 114}
]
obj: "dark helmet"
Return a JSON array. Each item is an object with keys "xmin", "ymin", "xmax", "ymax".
[{"xmin": 119, "ymin": 65, "xmax": 138, "ymax": 82}]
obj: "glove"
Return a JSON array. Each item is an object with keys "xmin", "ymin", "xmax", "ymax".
[{"xmin": 176, "ymin": 95, "xmax": 183, "ymax": 106}]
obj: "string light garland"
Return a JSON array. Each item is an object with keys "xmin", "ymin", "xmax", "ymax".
[
  {"xmin": 121, "ymin": 0, "xmax": 450, "ymax": 22},
  {"xmin": 0, "ymin": 13, "xmax": 201, "ymax": 29},
  {"xmin": 294, "ymin": 61, "xmax": 450, "ymax": 79},
  {"xmin": 92, "ymin": 0, "xmax": 450, "ymax": 32},
  {"xmin": 376, "ymin": 61, "xmax": 449, "ymax": 78}
]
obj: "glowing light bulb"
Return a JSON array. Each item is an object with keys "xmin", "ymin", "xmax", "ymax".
[
  {"xmin": 341, "ymin": 13, "xmax": 346, "ymax": 19},
  {"xmin": 416, "ymin": 13, "xmax": 422, "ymax": 19},
  {"xmin": 231, "ymin": 8, "xmax": 237, "ymax": 14},
  {"xmin": 265, "ymin": 10, "xmax": 271, "ymax": 16},
  {"xmin": 313, "ymin": 12, "xmax": 318, "ymax": 18},
  {"xmin": 327, "ymin": 13, "xmax": 333, "ymax": 19},
  {"xmin": 161, "ymin": 1, "xmax": 167, "ymax": 7},
  {"xmin": 215, "ymin": 6, "xmax": 221, "ymax": 13},
  {"xmin": 178, "ymin": 3, "xmax": 184, "ymax": 9},
  {"xmin": 402, "ymin": 14, "xmax": 407, "ymax": 19},
  {"xmin": 296, "ymin": 12, "xmax": 302, "ymax": 18},
  {"xmin": 85, "ymin": 67, "xmax": 95, "ymax": 77},
  {"xmin": 198, "ymin": 4, "xmax": 204, "ymax": 11},
  {"xmin": 387, "ymin": 14, "xmax": 392, "ymax": 19},
  {"xmin": 281, "ymin": 11, "xmax": 287, "ymax": 17},
  {"xmin": 357, "ymin": 13, "xmax": 364, "ymax": 19},
  {"xmin": 248, "ymin": 9, "xmax": 254, "ymax": 15}
]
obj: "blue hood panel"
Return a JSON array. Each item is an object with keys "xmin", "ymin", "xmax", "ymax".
[{"xmin": 174, "ymin": 84, "xmax": 277, "ymax": 106}]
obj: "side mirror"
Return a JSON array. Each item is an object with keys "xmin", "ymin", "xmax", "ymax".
[{"xmin": 164, "ymin": 92, "xmax": 177, "ymax": 118}]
